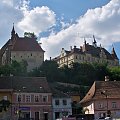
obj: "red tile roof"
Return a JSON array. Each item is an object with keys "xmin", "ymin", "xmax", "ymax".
[
  {"xmin": 0, "ymin": 77, "xmax": 51, "ymax": 93},
  {"xmin": 11, "ymin": 37, "xmax": 44, "ymax": 52},
  {"xmin": 80, "ymin": 81, "xmax": 120, "ymax": 104}
]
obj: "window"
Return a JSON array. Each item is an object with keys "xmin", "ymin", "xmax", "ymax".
[
  {"xmin": 26, "ymin": 95, "xmax": 31, "ymax": 102},
  {"xmin": 79, "ymin": 56, "xmax": 81, "ymax": 60},
  {"xmin": 17, "ymin": 95, "xmax": 22, "ymax": 102},
  {"xmin": 98, "ymin": 103, "xmax": 103, "ymax": 109},
  {"xmin": 43, "ymin": 96, "xmax": 47, "ymax": 102},
  {"xmin": 31, "ymin": 53, "xmax": 32, "ymax": 56},
  {"xmin": 112, "ymin": 102, "xmax": 117, "ymax": 108},
  {"xmin": 3, "ymin": 96, "xmax": 7, "ymax": 100},
  {"xmin": 63, "ymin": 99, "xmax": 67, "ymax": 105},
  {"xmin": 35, "ymin": 95, "xmax": 39, "ymax": 102},
  {"xmin": 35, "ymin": 112, "xmax": 40, "ymax": 120},
  {"xmin": 55, "ymin": 112, "xmax": 60, "ymax": 119},
  {"xmin": 55, "ymin": 100, "xmax": 59, "ymax": 106}
]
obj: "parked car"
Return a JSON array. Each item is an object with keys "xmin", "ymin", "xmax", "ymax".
[
  {"xmin": 96, "ymin": 117, "xmax": 112, "ymax": 120},
  {"xmin": 96, "ymin": 117, "xmax": 105, "ymax": 120}
]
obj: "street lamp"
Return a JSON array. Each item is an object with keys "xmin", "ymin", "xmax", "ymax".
[
  {"xmin": 17, "ymin": 87, "xmax": 26, "ymax": 120},
  {"xmin": 101, "ymin": 90, "xmax": 111, "ymax": 118},
  {"xmin": 18, "ymin": 90, "xmax": 21, "ymax": 120}
]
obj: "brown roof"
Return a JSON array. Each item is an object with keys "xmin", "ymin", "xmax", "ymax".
[
  {"xmin": 80, "ymin": 80, "xmax": 120, "ymax": 104},
  {"xmin": 0, "ymin": 76, "xmax": 51, "ymax": 93},
  {"xmin": 11, "ymin": 37, "xmax": 44, "ymax": 52},
  {"xmin": 51, "ymin": 87, "xmax": 70, "ymax": 98},
  {"xmin": 84, "ymin": 44, "xmax": 118, "ymax": 60},
  {"xmin": 53, "ymin": 44, "xmax": 118, "ymax": 61}
]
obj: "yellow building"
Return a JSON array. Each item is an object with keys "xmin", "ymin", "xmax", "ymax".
[
  {"xmin": 53, "ymin": 38, "xmax": 119, "ymax": 67},
  {"xmin": 0, "ymin": 25, "xmax": 45, "ymax": 71}
]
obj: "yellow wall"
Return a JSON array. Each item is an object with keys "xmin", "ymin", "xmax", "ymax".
[
  {"xmin": 0, "ymin": 92, "xmax": 12, "ymax": 102},
  {"xmin": 11, "ymin": 51, "xmax": 44, "ymax": 71},
  {"xmin": 71, "ymin": 95, "xmax": 80, "ymax": 103}
]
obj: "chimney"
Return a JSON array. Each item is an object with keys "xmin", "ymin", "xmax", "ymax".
[
  {"xmin": 70, "ymin": 46, "xmax": 72, "ymax": 50},
  {"xmin": 50, "ymin": 57, "xmax": 51, "ymax": 61},
  {"xmin": 80, "ymin": 46, "xmax": 82, "ymax": 50},
  {"xmin": 74, "ymin": 46, "xmax": 76, "ymax": 48},
  {"xmin": 105, "ymin": 76, "xmax": 109, "ymax": 81}
]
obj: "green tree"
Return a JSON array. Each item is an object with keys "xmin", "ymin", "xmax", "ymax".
[
  {"xmin": 0, "ymin": 99, "xmax": 11, "ymax": 112},
  {"xmin": 93, "ymin": 63, "xmax": 109, "ymax": 81},
  {"xmin": 0, "ymin": 64, "xmax": 11, "ymax": 76},
  {"xmin": 0, "ymin": 60, "xmax": 28, "ymax": 76},
  {"xmin": 24, "ymin": 32, "xmax": 37, "ymax": 38},
  {"xmin": 28, "ymin": 60, "xmax": 61, "ymax": 82},
  {"xmin": 10, "ymin": 60, "xmax": 27, "ymax": 76},
  {"xmin": 109, "ymin": 66, "xmax": 120, "ymax": 80}
]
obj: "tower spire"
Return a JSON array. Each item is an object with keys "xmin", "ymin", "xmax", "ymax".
[
  {"xmin": 11, "ymin": 23, "xmax": 15, "ymax": 38},
  {"xmin": 111, "ymin": 46, "xmax": 118, "ymax": 59},
  {"xmin": 84, "ymin": 37, "xmax": 86, "ymax": 45},
  {"xmin": 92, "ymin": 35, "xmax": 97, "ymax": 47}
]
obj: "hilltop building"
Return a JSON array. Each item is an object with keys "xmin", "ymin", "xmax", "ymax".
[
  {"xmin": 0, "ymin": 25, "xmax": 44, "ymax": 71},
  {"xmin": 80, "ymin": 76, "xmax": 120, "ymax": 119},
  {"xmin": 53, "ymin": 37, "xmax": 119, "ymax": 67}
]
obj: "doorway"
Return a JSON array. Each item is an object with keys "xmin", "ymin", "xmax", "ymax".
[
  {"xmin": 44, "ymin": 112, "xmax": 48, "ymax": 120},
  {"xmin": 35, "ymin": 112, "xmax": 39, "ymax": 120},
  {"xmin": 55, "ymin": 112, "xmax": 60, "ymax": 119}
]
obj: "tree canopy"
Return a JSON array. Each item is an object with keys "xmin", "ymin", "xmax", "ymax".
[
  {"xmin": 0, "ymin": 60, "xmax": 120, "ymax": 87},
  {"xmin": 24, "ymin": 32, "xmax": 37, "ymax": 39}
]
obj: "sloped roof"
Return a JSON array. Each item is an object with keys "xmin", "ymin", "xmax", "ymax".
[
  {"xmin": 84, "ymin": 44, "xmax": 115, "ymax": 60},
  {"xmin": 70, "ymin": 47, "xmax": 83, "ymax": 54},
  {"xmin": 53, "ymin": 44, "xmax": 118, "ymax": 61},
  {"xmin": 11, "ymin": 37, "xmax": 44, "ymax": 52},
  {"xmin": 0, "ymin": 77, "xmax": 51, "ymax": 93},
  {"xmin": 80, "ymin": 80, "xmax": 120, "ymax": 104},
  {"xmin": 111, "ymin": 47, "xmax": 118, "ymax": 59},
  {"xmin": 51, "ymin": 88, "xmax": 70, "ymax": 98}
]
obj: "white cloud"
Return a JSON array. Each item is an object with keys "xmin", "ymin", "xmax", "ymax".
[
  {"xmin": 0, "ymin": 0, "xmax": 56, "ymax": 47},
  {"xmin": 40, "ymin": 0, "xmax": 120, "ymax": 59},
  {"xmin": 18, "ymin": 6, "xmax": 56, "ymax": 35},
  {"xmin": 0, "ymin": 0, "xmax": 24, "ymax": 47}
]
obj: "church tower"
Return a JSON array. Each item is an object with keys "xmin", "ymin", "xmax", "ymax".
[
  {"xmin": 111, "ymin": 46, "xmax": 118, "ymax": 59},
  {"xmin": 92, "ymin": 35, "xmax": 97, "ymax": 48},
  {"xmin": 11, "ymin": 23, "xmax": 15, "ymax": 38}
]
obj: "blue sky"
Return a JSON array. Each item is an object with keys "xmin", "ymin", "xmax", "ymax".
[
  {"xmin": 29, "ymin": 0, "xmax": 110, "ymax": 23},
  {"xmin": 0, "ymin": 0, "xmax": 120, "ymax": 60}
]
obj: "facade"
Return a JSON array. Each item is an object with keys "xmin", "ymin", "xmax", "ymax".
[
  {"xmin": 53, "ymin": 38, "xmax": 119, "ymax": 67},
  {"xmin": 0, "ymin": 76, "xmax": 52, "ymax": 120},
  {"xmin": 0, "ymin": 26, "xmax": 44, "ymax": 71},
  {"xmin": 80, "ymin": 76, "xmax": 120, "ymax": 119},
  {"xmin": 52, "ymin": 89, "xmax": 72, "ymax": 120}
]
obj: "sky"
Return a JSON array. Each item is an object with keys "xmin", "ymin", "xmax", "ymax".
[{"xmin": 0, "ymin": 0, "xmax": 120, "ymax": 60}]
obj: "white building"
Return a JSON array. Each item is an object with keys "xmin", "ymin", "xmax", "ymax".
[
  {"xmin": 53, "ymin": 38, "xmax": 119, "ymax": 68},
  {"xmin": 80, "ymin": 76, "xmax": 120, "ymax": 120},
  {"xmin": 52, "ymin": 89, "xmax": 72, "ymax": 120}
]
